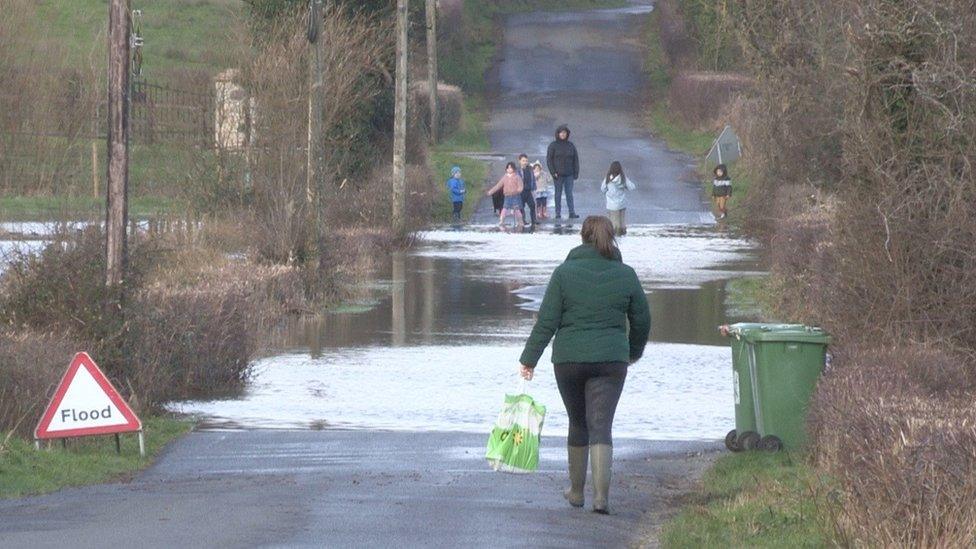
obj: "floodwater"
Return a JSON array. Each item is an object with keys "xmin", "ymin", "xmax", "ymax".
[
  {"xmin": 171, "ymin": 0, "xmax": 764, "ymax": 442},
  {"xmin": 172, "ymin": 224, "xmax": 762, "ymax": 440}
]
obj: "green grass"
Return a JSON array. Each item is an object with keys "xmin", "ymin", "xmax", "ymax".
[
  {"xmin": 430, "ymin": 151, "xmax": 489, "ymax": 224},
  {"xmin": 437, "ymin": 97, "xmax": 491, "ymax": 153},
  {"xmin": 0, "ymin": 195, "xmax": 177, "ymax": 221},
  {"xmin": 646, "ymin": 103, "xmax": 715, "ymax": 156},
  {"xmin": 0, "ymin": 416, "xmax": 192, "ymax": 499},
  {"xmin": 35, "ymin": 0, "xmax": 243, "ymax": 77},
  {"xmin": 724, "ymin": 275, "xmax": 774, "ymax": 320},
  {"xmin": 660, "ymin": 452, "xmax": 835, "ymax": 548},
  {"xmin": 431, "ymin": 97, "xmax": 491, "ymax": 223}
]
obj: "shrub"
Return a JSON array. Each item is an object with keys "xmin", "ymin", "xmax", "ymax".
[
  {"xmin": 810, "ymin": 345, "xmax": 976, "ymax": 546},
  {"xmin": 0, "ymin": 228, "xmax": 307, "ymax": 429},
  {"xmin": 0, "ymin": 331, "xmax": 82, "ymax": 438},
  {"xmin": 666, "ymin": 71, "xmax": 752, "ymax": 129}
]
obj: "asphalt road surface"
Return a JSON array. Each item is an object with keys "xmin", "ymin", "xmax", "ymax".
[{"xmin": 0, "ymin": 432, "xmax": 718, "ymax": 547}]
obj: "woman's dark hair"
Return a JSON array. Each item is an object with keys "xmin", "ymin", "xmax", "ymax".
[
  {"xmin": 604, "ymin": 160, "xmax": 626, "ymax": 186},
  {"xmin": 505, "ymin": 161, "xmax": 517, "ymax": 171},
  {"xmin": 714, "ymin": 163, "xmax": 730, "ymax": 180},
  {"xmin": 581, "ymin": 216, "xmax": 620, "ymax": 260}
]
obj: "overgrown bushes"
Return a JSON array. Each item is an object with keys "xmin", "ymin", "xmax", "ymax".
[
  {"xmin": 811, "ymin": 345, "xmax": 976, "ymax": 546},
  {"xmin": 0, "ymin": 227, "xmax": 306, "ymax": 434},
  {"xmin": 656, "ymin": 0, "xmax": 976, "ymax": 544}
]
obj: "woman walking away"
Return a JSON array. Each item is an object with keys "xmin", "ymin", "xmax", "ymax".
[
  {"xmin": 600, "ymin": 161, "xmax": 636, "ymax": 236},
  {"xmin": 518, "ymin": 216, "xmax": 651, "ymax": 514},
  {"xmin": 712, "ymin": 163, "xmax": 732, "ymax": 219},
  {"xmin": 446, "ymin": 165, "xmax": 466, "ymax": 223},
  {"xmin": 532, "ymin": 160, "xmax": 553, "ymax": 220},
  {"xmin": 486, "ymin": 162, "xmax": 525, "ymax": 228}
]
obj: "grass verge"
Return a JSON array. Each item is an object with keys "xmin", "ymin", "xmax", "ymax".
[
  {"xmin": 430, "ymin": 97, "xmax": 491, "ymax": 223},
  {"xmin": 0, "ymin": 196, "xmax": 176, "ymax": 221},
  {"xmin": 0, "ymin": 416, "xmax": 192, "ymax": 499},
  {"xmin": 641, "ymin": 8, "xmax": 752, "ymax": 222},
  {"xmin": 660, "ymin": 452, "xmax": 834, "ymax": 548},
  {"xmin": 35, "ymin": 0, "xmax": 243, "ymax": 76}
]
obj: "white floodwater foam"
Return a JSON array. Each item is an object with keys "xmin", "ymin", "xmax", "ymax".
[
  {"xmin": 171, "ymin": 225, "xmax": 753, "ymax": 440},
  {"xmin": 415, "ymin": 225, "xmax": 759, "ymax": 289},
  {"xmin": 171, "ymin": 343, "xmax": 733, "ymax": 441}
]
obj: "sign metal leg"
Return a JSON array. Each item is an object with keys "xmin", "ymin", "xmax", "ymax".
[
  {"xmin": 138, "ymin": 430, "xmax": 145, "ymax": 457},
  {"xmin": 114, "ymin": 433, "xmax": 121, "ymax": 454}
]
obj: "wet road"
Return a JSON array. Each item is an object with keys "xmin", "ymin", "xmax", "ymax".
[
  {"xmin": 0, "ymin": 432, "xmax": 717, "ymax": 547},
  {"xmin": 474, "ymin": 2, "xmax": 712, "ymax": 225},
  {"xmin": 0, "ymin": 2, "xmax": 746, "ymax": 547}
]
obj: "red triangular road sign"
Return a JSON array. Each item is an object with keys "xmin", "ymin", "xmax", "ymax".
[{"xmin": 34, "ymin": 352, "xmax": 142, "ymax": 440}]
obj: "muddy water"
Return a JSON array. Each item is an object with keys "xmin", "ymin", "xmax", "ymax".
[{"xmin": 172, "ymin": 224, "xmax": 761, "ymax": 440}]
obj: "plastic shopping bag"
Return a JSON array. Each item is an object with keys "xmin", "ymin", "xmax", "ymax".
[{"xmin": 485, "ymin": 391, "xmax": 546, "ymax": 474}]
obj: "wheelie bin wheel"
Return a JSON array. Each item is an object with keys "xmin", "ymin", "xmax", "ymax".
[
  {"xmin": 738, "ymin": 431, "xmax": 760, "ymax": 451},
  {"xmin": 725, "ymin": 429, "xmax": 741, "ymax": 452},
  {"xmin": 759, "ymin": 435, "xmax": 783, "ymax": 453}
]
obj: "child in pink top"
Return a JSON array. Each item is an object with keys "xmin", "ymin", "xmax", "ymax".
[{"xmin": 486, "ymin": 162, "xmax": 525, "ymax": 227}]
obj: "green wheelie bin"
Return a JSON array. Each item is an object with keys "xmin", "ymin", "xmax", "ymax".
[
  {"xmin": 723, "ymin": 323, "xmax": 804, "ymax": 452},
  {"xmin": 743, "ymin": 326, "xmax": 831, "ymax": 451}
]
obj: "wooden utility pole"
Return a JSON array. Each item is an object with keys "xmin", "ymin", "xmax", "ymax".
[
  {"xmin": 425, "ymin": 0, "xmax": 438, "ymax": 143},
  {"xmin": 307, "ymin": 0, "xmax": 327, "ymax": 276},
  {"xmin": 106, "ymin": 0, "xmax": 130, "ymax": 294},
  {"xmin": 392, "ymin": 0, "xmax": 408, "ymax": 234}
]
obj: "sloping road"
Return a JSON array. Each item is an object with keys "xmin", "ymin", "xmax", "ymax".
[{"xmin": 473, "ymin": 1, "xmax": 713, "ymax": 225}]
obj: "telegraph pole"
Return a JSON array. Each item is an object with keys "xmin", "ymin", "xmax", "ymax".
[
  {"xmin": 425, "ymin": 0, "xmax": 438, "ymax": 143},
  {"xmin": 105, "ymin": 0, "xmax": 130, "ymax": 298},
  {"xmin": 392, "ymin": 0, "xmax": 408, "ymax": 234},
  {"xmin": 307, "ymin": 0, "xmax": 327, "ymax": 276}
]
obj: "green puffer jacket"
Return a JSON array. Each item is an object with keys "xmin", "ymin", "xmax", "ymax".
[{"xmin": 519, "ymin": 244, "xmax": 651, "ymax": 368}]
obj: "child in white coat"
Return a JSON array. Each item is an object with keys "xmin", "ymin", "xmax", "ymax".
[{"xmin": 600, "ymin": 161, "xmax": 637, "ymax": 236}]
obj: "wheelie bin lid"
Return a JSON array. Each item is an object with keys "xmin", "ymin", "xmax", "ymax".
[
  {"xmin": 732, "ymin": 324, "xmax": 831, "ymax": 345},
  {"xmin": 726, "ymin": 323, "xmax": 805, "ymax": 339}
]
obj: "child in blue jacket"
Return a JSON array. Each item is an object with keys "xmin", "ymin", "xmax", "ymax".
[{"xmin": 446, "ymin": 165, "xmax": 466, "ymax": 222}]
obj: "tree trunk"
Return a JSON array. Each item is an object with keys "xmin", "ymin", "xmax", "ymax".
[
  {"xmin": 393, "ymin": 0, "xmax": 408, "ymax": 235},
  {"xmin": 106, "ymin": 0, "xmax": 130, "ymax": 301},
  {"xmin": 426, "ymin": 0, "xmax": 438, "ymax": 143},
  {"xmin": 307, "ymin": 0, "xmax": 328, "ymax": 289}
]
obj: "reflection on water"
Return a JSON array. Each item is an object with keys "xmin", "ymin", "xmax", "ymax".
[{"xmin": 173, "ymin": 225, "xmax": 763, "ymax": 439}]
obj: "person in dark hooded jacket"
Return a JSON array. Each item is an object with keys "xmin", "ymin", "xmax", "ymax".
[{"xmin": 546, "ymin": 124, "xmax": 580, "ymax": 219}]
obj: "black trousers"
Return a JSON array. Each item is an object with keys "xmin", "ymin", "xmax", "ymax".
[
  {"xmin": 520, "ymin": 190, "xmax": 537, "ymax": 224},
  {"xmin": 554, "ymin": 362, "xmax": 628, "ymax": 446}
]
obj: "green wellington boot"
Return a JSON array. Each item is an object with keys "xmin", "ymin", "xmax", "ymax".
[
  {"xmin": 563, "ymin": 445, "xmax": 588, "ymax": 507},
  {"xmin": 590, "ymin": 444, "xmax": 612, "ymax": 514}
]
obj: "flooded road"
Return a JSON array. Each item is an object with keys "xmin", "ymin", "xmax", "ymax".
[
  {"xmin": 173, "ymin": 0, "xmax": 762, "ymax": 441},
  {"xmin": 173, "ymin": 225, "xmax": 761, "ymax": 440}
]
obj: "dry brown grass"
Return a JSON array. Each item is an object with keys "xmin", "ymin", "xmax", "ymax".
[
  {"xmin": 667, "ymin": 71, "xmax": 752, "ymax": 129},
  {"xmin": 810, "ymin": 345, "xmax": 976, "ymax": 546},
  {"xmin": 0, "ymin": 331, "xmax": 83, "ymax": 439}
]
